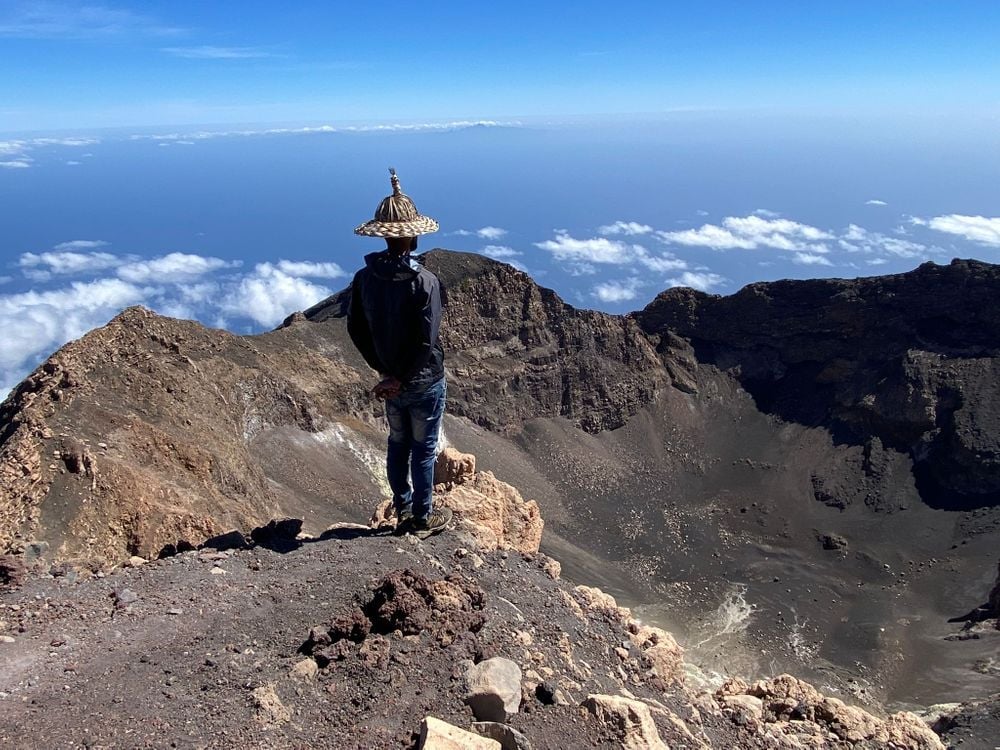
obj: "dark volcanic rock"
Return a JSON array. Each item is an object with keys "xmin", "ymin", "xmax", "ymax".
[
  {"xmin": 934, "ymin": 695, "xmax": 1000, "ymax": 750},
  {"xmin": 302, "ymin": 568, "xmax": 488, "ymax": 661},
  {"xmin": 250, "ymin": 518, "xmax": 303, "ymax": 552},
  {"xmin": 0, "ymin": 555, "xmax": 26, "ymax": 589},
  {"xmin": 307, "ymin": 250, "xmax": 679, "ymax": 434},
  {"xmin": 635, "ymin": 258, "xmax": 1000, "ymax": 509},
  {"xmin": 990, "ymin": 560, "xmax": 1000, "ymax": 619}
]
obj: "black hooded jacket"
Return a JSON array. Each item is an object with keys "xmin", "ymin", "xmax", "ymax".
[{"xmin": 347, "ymin": 251, "xmax": 444, "ymax": 390}]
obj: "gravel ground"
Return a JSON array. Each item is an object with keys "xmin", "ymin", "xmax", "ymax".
[{"xmin": 0, "ymin": 526, "xmax": 753, "ymax": 749}]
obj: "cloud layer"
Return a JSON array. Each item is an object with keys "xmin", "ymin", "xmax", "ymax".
[
  {"xmin": 0, "ymin": 136, "xmax": 99, "ymax": 170},
  {"xmin": 0, "ymin": 243, "xmax": 345, "ymax": 397},
  {"xmin": 914, "ymin": 214, "xmax": 1000, "ymax": 248}
]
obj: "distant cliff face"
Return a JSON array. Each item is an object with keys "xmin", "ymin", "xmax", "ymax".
[
  {"xmin": 306, "ymin": 251, "xmax": 692, "ymax": 434},
  {"xmin": 635, "ymin": 259, "xmax": 1000, "ymax": 511}
]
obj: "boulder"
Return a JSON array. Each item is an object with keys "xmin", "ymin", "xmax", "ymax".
[
  {"xmin": 289, "ymin": 658, "xmax": 319, "ymax": 680},
  {"xmin": 628, "ymin": 621, "xmax": 685, "ymax": 686},
  {"xmin": 419, "ymin": 717, "xmax": 500, "ymax": 750},
  {"xmin": 438, "ymin": 471, "xmax": 543, "ymax": 554},
  {"xmin": 721, "ymin": 694, "xmax": 764, "ymax": 721},
  {"xmin": 251, "ymin": 683, "xmax": 291, "ymax": 727},
  {"xmin": 582, "ymin": 694, "xmax": 667, "ymax": 750},
  {"xmin": 573, "ymin": 585, "xmax": 630, "ymax": 623},
  {"xmin": 717, "ymin": 674, "xmax": 945, "ymax": 749},
  {"xmin": 464, "ymin": 657, "xmax": 522, "ymax": 722},
  {"xmin": 435, "ymin": 447, "xmax": 476, "ymax": 488},
  {"xmin": 471, "ymin": 722, "xmax": 532, "ymax": 750},
  {"xmin": 250, "ymin": 518, "xmax": 302, "ymax": 552}
]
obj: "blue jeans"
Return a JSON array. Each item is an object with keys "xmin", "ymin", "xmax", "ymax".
[{"xmin": 385, "ymin": 378, "xmax": 446, "ymax": 521}]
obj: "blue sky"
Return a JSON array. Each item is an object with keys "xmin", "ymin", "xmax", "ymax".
[
  {"xmin": 1, "ymin": 2, "xmax": 1000, "ymax": 397},
  {"xmin": 2, "ymin": 1, "xmax": 1000, "ymax": 131}
]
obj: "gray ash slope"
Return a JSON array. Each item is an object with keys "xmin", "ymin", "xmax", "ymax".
[
  {"xmin": 2, "ymin": 250, "xmax": 1000, "ymax": 714},
  {"xmin": 0, "ymin": 522, "xmax": 952, "ymax": 750},
  {"xmin": 311, "ymin": 252, "xmax": 1000, "ymax": 708}
]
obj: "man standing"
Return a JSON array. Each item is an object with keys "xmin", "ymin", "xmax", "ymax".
[{"xmin": 348, "ymin": 169, "xmax": 452, "ymax": 539}]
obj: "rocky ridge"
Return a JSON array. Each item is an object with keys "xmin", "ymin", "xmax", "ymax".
[
  {"xmin": 0, "ymin": 447, "xmax": 949, "ymax": 748},
  {"xmin": 2, "ymin": 250, "xmax": 1000, "ymax": 730},
  {"xmin": 634, "ymin": 258, "xmax": 1000, "ymax": 511}
]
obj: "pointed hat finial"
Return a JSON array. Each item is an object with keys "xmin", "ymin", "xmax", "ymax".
[{"xmin": 354, "ymin": 168, "xmax": 439, "ymax": 237}]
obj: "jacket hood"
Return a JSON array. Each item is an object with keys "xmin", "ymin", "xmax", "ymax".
[{"xmin": 364, "ymin": 251, "xmax": 422, "ymax": 282}]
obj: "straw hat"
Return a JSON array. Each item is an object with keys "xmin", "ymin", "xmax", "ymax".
[{"xmin": 354, "ymin": 168, "xmax": 439, "ymax": 237}]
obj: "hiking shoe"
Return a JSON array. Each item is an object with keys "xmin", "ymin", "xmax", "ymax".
[
  {"xmin": 392, "ymin": 509, "xmax": 414, "ymax": 536},
  {"xmin": 412, "ymin": 507, "xmax": 452, "ymax": 540}
]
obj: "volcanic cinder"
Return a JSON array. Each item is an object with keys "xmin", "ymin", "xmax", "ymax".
[{"xmin": 2, "ymin": 250, "xmax": 999, "ymax": 721}]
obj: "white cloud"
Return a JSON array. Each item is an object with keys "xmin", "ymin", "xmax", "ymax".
[
  {"xmin": 451, "ymin": 226, "xmax": 509, "ymax": 240},
  {"xmin": 162, "ymin": 46, "xmax": 276, "ymax": 60},
  {"xmin": 914, "ymin": 214, "xmax": 1000, "ymax": 247},
  {"xmin": 659, "ymin": 223, "xmax": 756, "ymax": 250},
  {"xmin": 0, "ymin": 5, "xmax": 179, "ymax": 39},
  {"xmin": 131, "ymin": 121, "xmax": 520, "ymax": 144},
  {"xmin": 117, "ymin": 252, "xmax": 239, "ymax": 283},
  {"xmin": 476, "ymin": 226, "xmax": 507, "ymax": 240},
  {"xmin": 865, "ymin": 199, "xmax": 888, "ymax": 206},
  {"xmin": 0, "ymin": 136, "xmax": 99, "ymax": 170},
  {"xmin": 480, "ymin": 245, "xmax": 521, "ymax": 259},
  {"xmin": 0, "ymin": 278, "xmax": 151, "ymax": 395},
  {"xmin": 19, "ymin": 249, "xmax": 121, "ymax": 278},
  {"xmin": 793, "ymin": 252, "xmax": 833, "ymax": 266},
  {"xmin": 275, "ymin": 260, "xmax": 345, "ymax": 279},
  {"xmin": 597, "ymin": 221, "xmax": 653, "ymax": 236},
  {"xmin": 65, "ymin": 160, "xmax": 81, "ymax": 166},
  {"xmin": 221, "ymin": 263, "xmax": 332, "ymax": 327},
  {"xmin": 592, "ymin": 278, "xmax": 642, "ymax": 303},
  {"xmin": 840, "ymin": 224, "xmax": 929, "ymax": 258},
  {"xmin": 752, "ymin": 208, "xmax": 781, "ymax": 218},
  {"xmin": 658, "ymin": 215, "xmax": 833, "ymax": 252},
  {"xmin": 54, "ymin": 240, "xmax": 109, "ymax": 251},
  {"xmin": 480, "ymin": 246, "xmax": 527, "ymax": 271},
  {"xmin": 0, "ymin": 254, "xmax": 349, "ymax": 397},
  {"xmin": 666, "ymin": 271, "xmax": 726, "ymax": 292},
  {"xmin": 535, "ymin": 231, "xmax": 688, "ymax": 276},
  {"xmin": 635, "ymin": 249, "xmax": 687, "ymax": 273},
  {"xmin": 535, "ymin": 232, "xmax": 636, "ymax": 264},
  {"xmin": 32, "ymin": 137, "xmax": 99, "ymax": 147}
]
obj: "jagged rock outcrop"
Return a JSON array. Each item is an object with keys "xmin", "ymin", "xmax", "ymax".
[
  {"xmin": 307, "ymin": 251, "xmax": 684, "ymax": 434},
  {"xmin": 371, "ymin": 447, "xmax": 544, "ymax": 555},
  {"xmin": 717, "ymin": 674, "xmax": 944, "ymax": 748},
  {"xmin": 635, "ymin": 258, "xmax": 1000, "ymax": 510}
]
